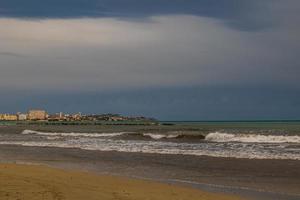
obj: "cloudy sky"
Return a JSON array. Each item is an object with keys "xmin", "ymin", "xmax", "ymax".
[{"xmin": 0, "ymin": 0, "xmax": 299, "ymax": 120}]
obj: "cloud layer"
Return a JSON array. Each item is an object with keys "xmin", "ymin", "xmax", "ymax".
[
  {"xmin": 0, "ymin": 0, "xmax": 299, "ymax": 119},
  {"xmin": 0, "ymin": 12, "xmax": 299, "ymax": 91},
  {"xmin": 0, "ymin": 0, "xmax": 271, "ymax": 30}
]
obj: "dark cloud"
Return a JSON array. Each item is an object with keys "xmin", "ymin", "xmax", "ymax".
[
  {"xmin": 0, "ymin": 0, "xmax": 274, "ymax": 31},
  {"xmin": 0, "ymin": 1, "xmax": 299, "ymax": 120},
  {"xmin": 1, "ymin": 86, "xmax": 300, "ymax": 120},
  {"xmin": 0, "ymin": 13, "xmax": 299, "ymax": 91}
]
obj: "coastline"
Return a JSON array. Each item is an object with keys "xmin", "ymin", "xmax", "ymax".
[
  {"xmin": 1, "ymin": 123, "xmax": 300, "ymax": 200},
  {"xmin": 0, "ymin": 163, "xmax": 242, "ymax": 200},
  {"xmin": 1, "ymin": 145, "xmax": 300, "ymax": 200}
]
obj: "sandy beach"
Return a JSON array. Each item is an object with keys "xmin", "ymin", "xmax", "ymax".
[
  {"xmin": 1, "ymin": 145, "xmax": 300, "ymax": 200},
  {"xmin": 0, "ymin": 163, "xmax": 243, "ymax": 200}
]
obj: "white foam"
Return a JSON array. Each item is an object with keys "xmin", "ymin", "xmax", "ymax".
[
  {"xmin": 205, "ymin": 132, "xmax": 300, "ymax": 143},
  {"xmin": 143, "ymin": 133, "xmax": 178, "ymax": 140},
  {"xmin": 3, "ymin": 130, "xmax": 298, "ymax": 160},
  {"xmin": 46, "ymin": 136, "xmax": 61, "ymax": 140},
  {"xmin": 21, "ymin": 129, "xmax": 130, "ymax": 138},
  {"xmin": 1, "ymin": 138, "xmax": 300, "ymax": 160}
]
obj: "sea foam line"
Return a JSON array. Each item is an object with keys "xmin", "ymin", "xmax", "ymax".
[
  {"xmin": 1, "ymin": 140, "xmax": 299, "ymax": 160},
  {"xmin": 205, "ymin": 132, "xmax": 300, "ymax": 143},
  {"xmin": 21, "ymin": 130, "xmax": 204, "ymax": 140},
  {"xmin": 21, "ymin": 129, "xmax": 131, "ymax": 138}
]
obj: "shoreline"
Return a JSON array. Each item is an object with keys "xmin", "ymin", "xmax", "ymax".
[
  {"xmin": 0, "ymin": 163, "xmax": 242, "ymax": 200},
  {"xmin": 1, "ymin": 145, "xmax": 300, "ymax": 200}
]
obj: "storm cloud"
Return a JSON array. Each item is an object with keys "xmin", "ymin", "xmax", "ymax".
[
  {"xmin": 0, "ymin": 0, "xmax": 297, "ymax": 31},
  {"xmin": 0, "ymin": 0, "xmax": 299, "ymax": 119}
]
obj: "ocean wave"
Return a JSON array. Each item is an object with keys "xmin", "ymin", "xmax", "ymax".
[
  {"xmin": 1, "ymin": 139, "xmax": 299, "ymax": 160},
  {"xmin": 21, "ymin": 130, "xmax": 300, "ymax": 143},
  {"xmin": 21, "ymin": 129, "xmax": 130, "ymax": 138},
  {"xmin": 142, "ymin": 133, "xmax": 205, "ymax": 140},
  {"xmin": 205, "ymin": 132, "xmax": 300, "ymax": 143},
  {"xmin": 21, "ymin": 130, "xmax": 205, "ymax": 140},
  {"xmin": 143, "ymin": 133, "xmax": 178, "ymax": 139}
]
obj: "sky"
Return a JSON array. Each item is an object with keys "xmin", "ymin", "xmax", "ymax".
[{"xmin": 0, "ymin": 0, "xmax": 300, "ymax": 120}]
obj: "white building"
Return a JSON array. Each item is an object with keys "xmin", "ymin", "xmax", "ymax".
[{"xmin": 17, "ymin": 113, "xmax": 27, "ymax": 121}]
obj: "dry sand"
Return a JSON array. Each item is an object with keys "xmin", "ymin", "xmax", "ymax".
[{"xmin": 0, "ymin": 164, "xmax": 242, "ymax": 200}]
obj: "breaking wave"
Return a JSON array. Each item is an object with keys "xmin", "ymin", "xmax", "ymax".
[
  {"xmin": 0, "ymin": 130, "xmax": 298, "ymax": 160},
  {"xmin": 22, "ymin": 129, "xmax": 130, "ymax": 138},
  {"xmin": 205, "ymin": 132, "xmax": 300, "ymax": 143},
  {"xmin": 142, "ymin": 133, "xmax": 205, "ymax": 140},
  {"xmin": 142, "ymin": 133, "xmax": 177, "ymax": 139},
  {"xmin": 1, "ymin": 139, "xmax": 299, "ymax": 160},
  {"xmin": 21, "ymin": 130, "xmax": 300, "ymax": 144},
  {"xmin": 21, "ymin": 130, "xmax": 205, "ymax": 140}
]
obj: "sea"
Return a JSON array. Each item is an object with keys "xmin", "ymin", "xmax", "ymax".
[{"xmin": 0, "ymin": 121, "xmax": 300, "ymax": 160}]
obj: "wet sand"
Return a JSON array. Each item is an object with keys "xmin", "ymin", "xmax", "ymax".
[
  {"xmin": 0, "ymin": 145, "xmax": 300, "ymax": 200},
  {"xmin": 0, "ymin": 163, "xmax": 243, "ymax": 200}
]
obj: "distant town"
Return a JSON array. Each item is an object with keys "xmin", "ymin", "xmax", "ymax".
[{"xmin": 0, "ymin": 109, "xmax": 156, "ymax": 122}]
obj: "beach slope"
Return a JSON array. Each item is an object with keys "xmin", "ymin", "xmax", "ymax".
[{"xmin": 0, "ymin": 164, "xmax": 242, "ymax": 200}]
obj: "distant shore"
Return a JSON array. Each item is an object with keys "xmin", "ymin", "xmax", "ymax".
[
  {"xmin": 0, "ymin": 163, "xmax": 242, "ymax": 200},
  {"xmin": 0, "ymin": 120, "xmax": 158, "ymax": 126}
]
